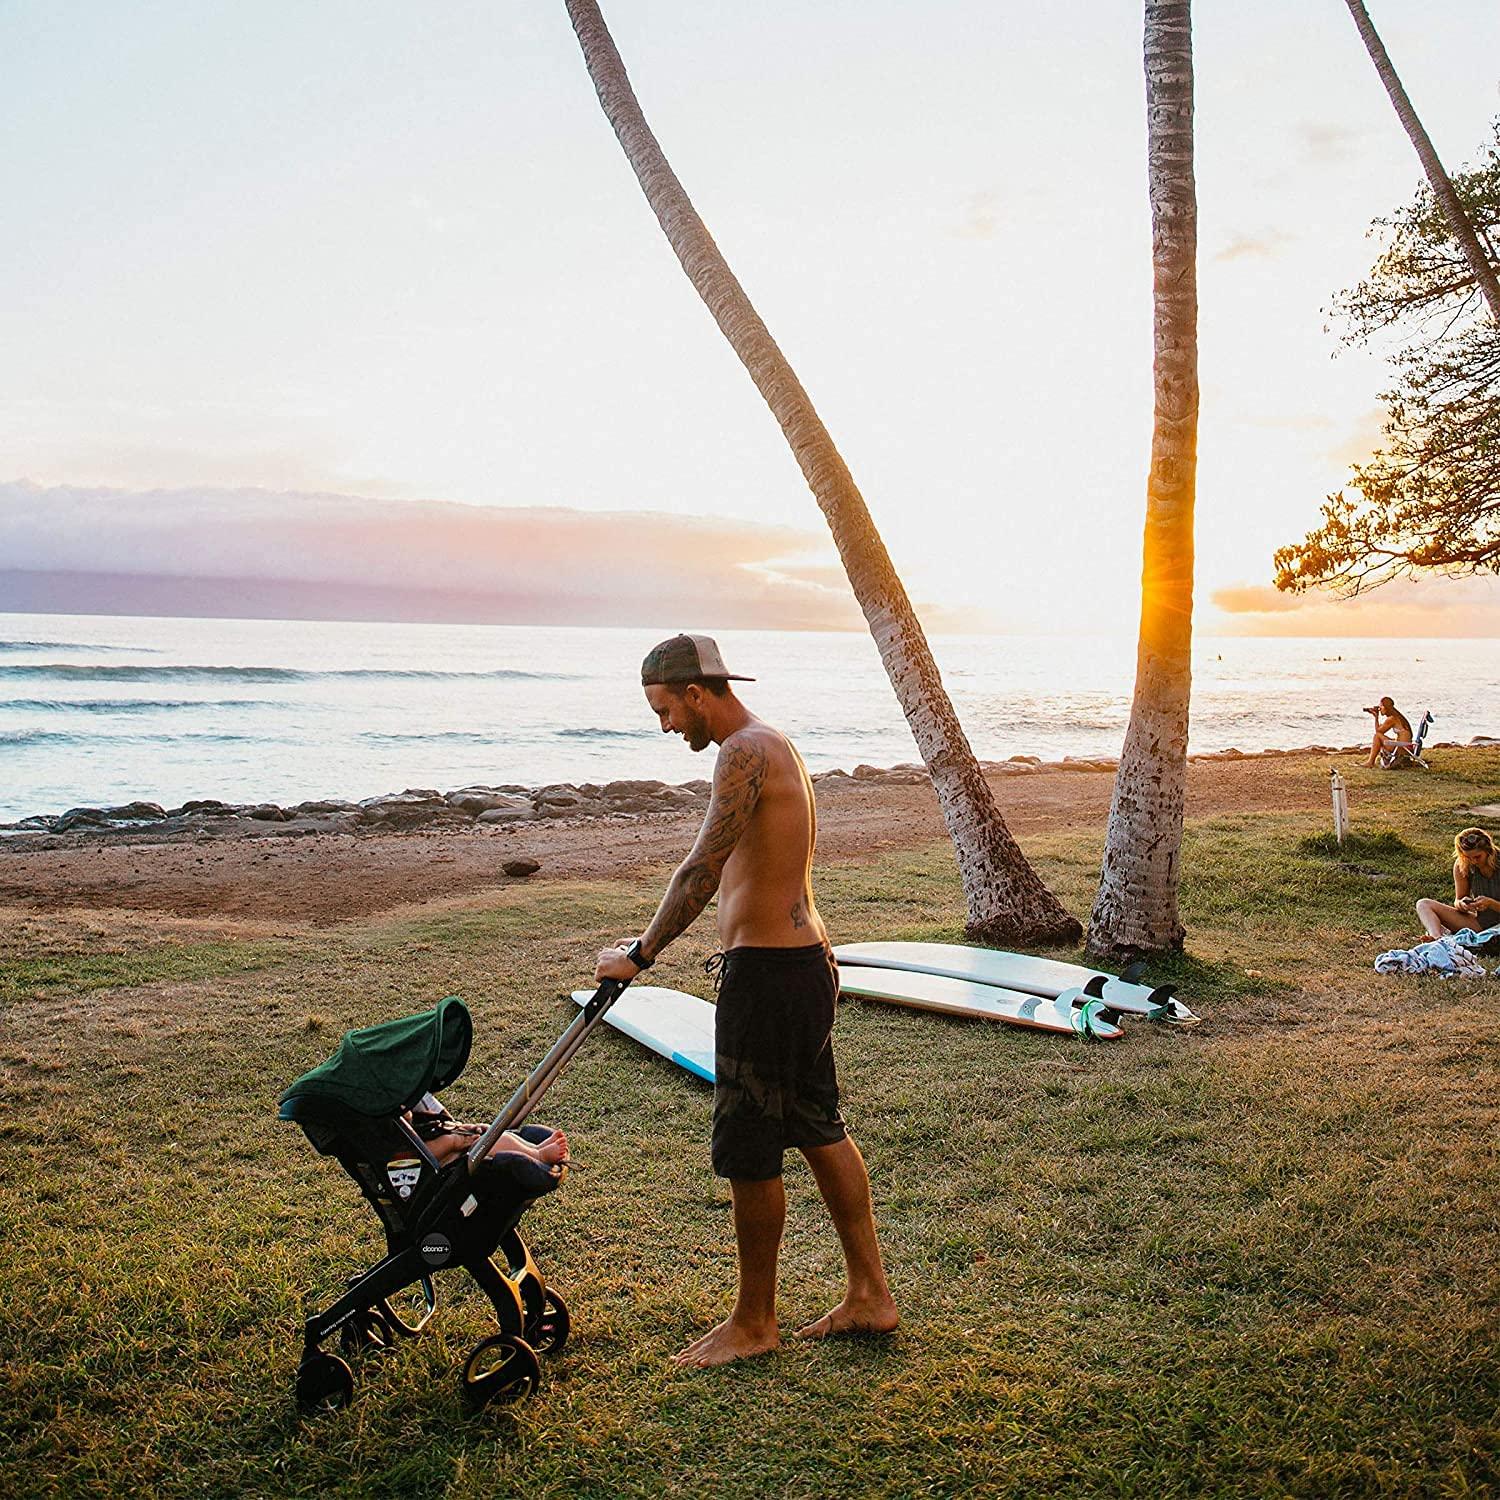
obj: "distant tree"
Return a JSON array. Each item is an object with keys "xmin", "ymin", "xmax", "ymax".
[
  {"xmin": 562, "ymin": 0, "xmax": 1081, "ymax": 945},
  {"xmin": 1274, "ymin": 126, "xmax": 1500, "ymax": 594},
  {"xmin": 1341, "ymin": 0, "xmax": 1500, "ymax": 324},
  {"xmin": 1086, "ymin": 0, "xmax": 1198, "ymax": 963}
]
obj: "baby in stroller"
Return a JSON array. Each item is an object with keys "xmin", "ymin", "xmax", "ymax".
[
  {"xmin": 280, "ymin": 995, "xmax": 574, "ymax": 1414},
  {"xmin": 406, "ymin": 1095, "xmax": 570, "ymax": 1170}
]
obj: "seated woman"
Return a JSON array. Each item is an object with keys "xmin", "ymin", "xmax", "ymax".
[
  {"xmin": 1365, "ymin": 695, "xmax": 1413, "ymax": 767},
  {"xmin": 1416, "ymin": 828, "xmax": 1500, "ymax": 938},
  {"xmin": 405, "ymin": 1095, "xmax": 569, "ymax": 1170}
]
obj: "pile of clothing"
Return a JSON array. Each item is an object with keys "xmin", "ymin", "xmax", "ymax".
[{"xmin": 1374, "ymin": 925, "xmax": 1500, "ymax": 978}]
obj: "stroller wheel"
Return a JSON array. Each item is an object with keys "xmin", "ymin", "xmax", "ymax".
[
  {"xmin": 340, "ymin": 1308, "xmax": 395, "ymax": 1360},
  {"xmin": 526, "ymin": 1287, "xmax": 571, "ymax": 1356},
  {"xmin": 462, "ymin": 1333, "xmax": 541, "ymax": 1409},
  {"xmin": 295, "ymin": 1351, "xmax": 354, "ymax": 1415}
]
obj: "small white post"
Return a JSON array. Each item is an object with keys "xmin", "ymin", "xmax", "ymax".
[{"xmin": 1330, "ymin": 767, "xmax": 1349, "ymax": 845}]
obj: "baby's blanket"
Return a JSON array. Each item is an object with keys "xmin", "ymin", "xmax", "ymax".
[{"xmin": 1374, "ymin": 932, "xmax": 1491, "ymax": 978}]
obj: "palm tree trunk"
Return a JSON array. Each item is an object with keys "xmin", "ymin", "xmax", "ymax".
[
  {"xmin": 1344, "ymin": 0, "xmax": 1500, "ymax": 323},
  {"xmin": 562, "ymin": 0, "xmax": 1079, "ymax": 945},
  {"xmin": 1086, "ymin": 0, "xmax": 1198, "ymax": 963}
]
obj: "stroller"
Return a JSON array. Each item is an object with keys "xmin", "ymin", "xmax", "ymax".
[{"xmin": 279, "ymin": 979, "xmax": 630, "ymax": 1414}]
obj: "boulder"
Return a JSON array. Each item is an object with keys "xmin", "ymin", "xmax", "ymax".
[
  {"xmin": 811, "ymin": 768, "xmax": 851, "ymax": 782},
  {"xmin": 602, "ymin": 794, "xmax": 656, "ymax": 814},
  {"xmin": 102, "ymin": 801, "xmax": 166, "ymax": 821},
  {"xmin": 681, "ymin": 780, "xmax": 712, "ymax": 796},
  {"xmin": 172, "ymin": 799, "xmax": 237, "ymax": 817},
  {"xmin": 446, "ymin": 790, "xmax": 524, "ymax": 816},
  {"xmin": 52, "ymin": 807, "xmax": 112, "ymax": 832},
  {"xmin": 537, "ymin": 798, "xmax": 595, "ymax": 819},
  {"xmin": 477, "ymin": 805, "xmax": 536, "ymax": 824},
  {"xmin": 292, "ymin": 799, "xmax": 360, "ymax": 816},
  {"xmin": 243, "ymin": 803, "xmax": 291, "ymax": 821},
  {"xmin": 503, "ymin": 858, "xmax": 541, "ymax": 878},
  {"xmin": 603, "ymin": 779, "xmax": 668, "ymax": 798},
  {"xmin": 1009, "ymin": 754, "xmax": 1043, "ymax": 766},
  {"xmin": 17, "ymin": 814, "xmax": 56, "ymax": 830},
  {"xmin": 357, "ymin": 792, "xmax": 448, "ymax": 828},
  {"xmin": 534, "ymin": 786, "xmax": 583, "ymax": 809},
  {"xmin": 851, "ymin": 765, "xmax": 885, "ymax": 781}
]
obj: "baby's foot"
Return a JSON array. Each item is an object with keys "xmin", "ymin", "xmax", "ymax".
[{"xmin": 529, "ymin": 1128, "xmax": 570, "ymax": 1166}]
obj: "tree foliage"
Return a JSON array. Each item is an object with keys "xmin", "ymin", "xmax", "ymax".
[{"xmin": 1274, "ymin": 124, "xmax": 1500, "ymax": 595}]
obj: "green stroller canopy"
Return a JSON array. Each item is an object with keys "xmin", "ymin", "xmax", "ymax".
[{"xmin": 279, "ymin": 996, "xmax": 473, "ymax": 1120}]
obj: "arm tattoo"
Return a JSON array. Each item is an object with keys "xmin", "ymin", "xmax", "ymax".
[{"xmin": 640, "ymin": 736, "xmax": 767, "ymax": 957}]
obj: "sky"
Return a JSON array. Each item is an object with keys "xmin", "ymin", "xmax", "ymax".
[{"xmin": 2, "ymin": 0, "xmax": 1498, "ymax": 635}]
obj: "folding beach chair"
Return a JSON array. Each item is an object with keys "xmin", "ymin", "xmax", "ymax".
[{"xmin": 1379, "ymin": 710, "xmax": 1434, "ymax": 769}]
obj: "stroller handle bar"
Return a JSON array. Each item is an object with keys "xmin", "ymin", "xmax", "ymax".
[{"xmin": 466, "ymin": 976, "xmax": 631, "ymax": 1169}]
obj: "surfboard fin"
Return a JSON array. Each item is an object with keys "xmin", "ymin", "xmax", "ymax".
[
  {"xmin": 1143, "ymin": 986, "xmax": 1201, "ymax": 1026},
  {"xmin": 1070, "ymin": 976, "xmax": 1116, "ymax": 1038},
  {"xmin": 1120, "ymin": 960, "xmax": 1148, "ymax": 985}
]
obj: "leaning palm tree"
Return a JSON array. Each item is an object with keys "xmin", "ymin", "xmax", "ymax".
[
  {"xmin": 1086, "ymin": 0, "xmax": 1198, "ymax": 962},
  {"xmin": 1343, "ymin": 0, "xmax": 1500, "ymax": 323},
  {"xmin": 562, "ymin": 0, "xmax": 1079, "ymax": 945}
]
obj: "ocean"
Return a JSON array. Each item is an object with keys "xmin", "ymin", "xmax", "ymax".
[{"xmin": 0, "ymin": 612, "xmax": 1483, "ymax": 824}]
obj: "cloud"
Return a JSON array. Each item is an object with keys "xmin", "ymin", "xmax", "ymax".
[
  {"xmin": 0, "ymin": 480, "xmax": 977, "ymax": 632},
  {"xmin": 1247, "ymin": 412, "xmax": 1336, "ymax": 433},
  {"xmin": 1297, "ymin": 121, "xmax": 1364, "ymax": 165},
  {"xmin": 1210, "ymin": 574, "xmax": 1500, "ymax": 637},
  {"xmin": 1213, "ymin": 230, "xmax": 1293, "ymax": 263},
  {"xmin": 1324, "ymin": 407, "xmax": 1388, "ymax": 468},
  {"xmin": 1212, "ymin": 584, "xmax": 1302, "ymax": 615},
  {"xmin": 951, "ymin": 191, "xmax": 1003, "ymax": 242}
]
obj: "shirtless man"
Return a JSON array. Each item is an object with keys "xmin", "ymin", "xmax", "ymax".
[
  {"xmin": 594, "ymin": 633, "xmax": 898, "ymax": 1369},
  {"xmin": 1365, "ymin": 695, "xmax": 1413, "ymax": 767}
]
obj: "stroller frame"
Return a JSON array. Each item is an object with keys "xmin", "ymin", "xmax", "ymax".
[{"xmin": 281, "ymin": 978, "xmax": 631, "ymax": 1414}]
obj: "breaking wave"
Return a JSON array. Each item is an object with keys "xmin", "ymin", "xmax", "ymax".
[
  {"xmin": 0, "ymin": 698, "xmax": 271, "ymax": 714},
  {"xmin": 0, "ymin": 663, "xmax": 580, "ymax": 683}
]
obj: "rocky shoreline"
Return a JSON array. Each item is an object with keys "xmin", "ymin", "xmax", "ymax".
[{"xmin": 3, "ymin": 737, "xmax": 1485, "ymax": 851}]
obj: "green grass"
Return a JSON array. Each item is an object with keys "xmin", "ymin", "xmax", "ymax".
[{"xmin": 3, "ymin": 752, "xmax": 1499, "ymax": 1497}]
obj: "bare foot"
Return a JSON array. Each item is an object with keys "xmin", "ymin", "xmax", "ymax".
[
  {"xmin": 527, "ymin": 1128, "xmax": 570, "ymax": 1166},
  {"xmin": 670, "ymin": 1317, "xmax": 780, "ymax": 1369},
  {"xmin": 495, "ymin": 1128, "xmax": 569, "ymax": 1167},
  {"xmin": 796, "ymin": 1294, "xmax": 899, "ymax": 1341}
]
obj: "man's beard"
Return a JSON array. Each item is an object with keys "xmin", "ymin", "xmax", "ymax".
[{"xmin": 687, "ymin": 724, "xmax": 711, "ymax": 752}]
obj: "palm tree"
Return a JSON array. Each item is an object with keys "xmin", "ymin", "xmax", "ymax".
[
  {"xmin": 562, "ymin": 0, "xmax": 1080, "ymax": 945},
  {"xmin": 1085, "ymin": 0, "xmax": 1198, "ymax": 963},
  {"xmin": 1343, "ymin": 0, "xmax": 1500, "ymax": 324}
]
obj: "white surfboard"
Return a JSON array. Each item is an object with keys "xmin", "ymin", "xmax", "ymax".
[
  {"xmin": 837, "ymin": 966, "xmax": 1123, "ymax": 1040},
  {"xmin": 572, "ymin": 985, "xmax": 715, "ymax": 1082},
  {"xmin": 832, "ymin": 941, "xmax": 1198, "ymax": 1024}
]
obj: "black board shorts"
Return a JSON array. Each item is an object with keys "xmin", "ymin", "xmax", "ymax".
[{"xmin": 711, "ymin": 943, "xmax": 847, "ymax": 1181}]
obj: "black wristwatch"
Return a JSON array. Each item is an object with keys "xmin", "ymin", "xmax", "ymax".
[{"xmin": 625, "ymin": 939, "xmax": 654, "ymax": 971}]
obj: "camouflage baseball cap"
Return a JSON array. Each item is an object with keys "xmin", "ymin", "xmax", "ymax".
[{"xmin": 640, "ymin": 634, "xmax": 755, "ymax": 685}]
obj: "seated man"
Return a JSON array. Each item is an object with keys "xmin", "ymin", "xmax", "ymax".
[{"xmin": 1365, "ymin": 695, "xmax": 1413, "ymax": 767}]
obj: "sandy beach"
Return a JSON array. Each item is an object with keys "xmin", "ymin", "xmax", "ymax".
[{"xmin": 0, "ymin": 753, "xmax": 1345, "ymax": 927}]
